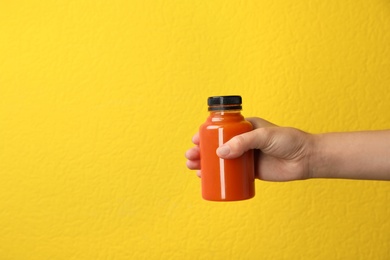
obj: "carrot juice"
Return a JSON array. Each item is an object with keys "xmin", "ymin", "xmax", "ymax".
[{"xmin": 199, "ymin": 96, "xmax": 255, "ymax": 201}]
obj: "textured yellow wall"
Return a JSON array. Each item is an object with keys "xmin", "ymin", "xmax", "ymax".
[{"xmin": 1, "ymin": 0, "xmax": 390, "ymax": 259}]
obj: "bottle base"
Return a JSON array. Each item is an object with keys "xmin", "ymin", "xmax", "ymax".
[{"xmin": 202, "ymin": 194, "xmax": 255, "ymax": 202}]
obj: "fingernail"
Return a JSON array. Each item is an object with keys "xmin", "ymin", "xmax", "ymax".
[{"xmin": 217, "ymin": 145, "xmax": 230, "ymax": 156}]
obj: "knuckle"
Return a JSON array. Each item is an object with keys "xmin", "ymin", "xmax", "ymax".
[
  {"xmin": 234, "ymin": 135, "xmax": 245, "ymax": 146},
  {"xmin": 229, "ymin": 135, "xmax": 246, "ymax": 153}
]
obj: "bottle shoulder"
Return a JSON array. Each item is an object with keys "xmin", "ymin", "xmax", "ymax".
[{"xmin": 200, "ymin": 114, "xmax": 253, "ymax": 131}]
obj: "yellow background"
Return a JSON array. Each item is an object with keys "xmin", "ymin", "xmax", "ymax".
[{"xmin": 1, "ymin": 0, "xmax": 390, "ymax": 259}]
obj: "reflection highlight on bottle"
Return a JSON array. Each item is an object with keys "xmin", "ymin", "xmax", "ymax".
[{"xmin": 218, "ymin": 127, "xmax": 226, "ymax": 199}]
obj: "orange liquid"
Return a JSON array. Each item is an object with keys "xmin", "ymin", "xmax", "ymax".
[{"xmin": 199, "ymin": 111, "xmax": 255, "ymax": 201}]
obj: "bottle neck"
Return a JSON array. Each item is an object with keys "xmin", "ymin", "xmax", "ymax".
[
  {"xmin": 208, "ymin": 109, "xmax": 243, "ymax": 122},
  {"xmin": 209, "ymin": 109, "xmax": 242, "ymax": 115}
]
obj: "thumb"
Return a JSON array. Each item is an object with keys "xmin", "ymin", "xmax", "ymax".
[{"xmin": 216, "ymin": 128, "xmax": 271, "ymax": 159}]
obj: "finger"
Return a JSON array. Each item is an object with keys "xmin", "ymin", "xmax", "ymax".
[
  {"xmin": 196, "ymin": 170, "xmax": 201, "ymax": 178},
  {"xmin": 192, "ymin": 133, "xmax": 200, "ymax": 145},
  {"xmin": 185, "ymin": 147, "xmax": 200, "ymax": 160},
  {"xmin": 216, "ymin": 128, "xmax": 273, "ymax": 159},
  {"xmin": 186, "ymin": 159, "xmax": 201, "ymax": 170},
  {"xmin": 246, "ymin": 117, "xmax": 277, "ymax": 129}
]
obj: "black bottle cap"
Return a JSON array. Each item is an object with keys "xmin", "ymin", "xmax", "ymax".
[{"xmin": 207, "ymin": 95, "xmax": 242, "ymax": 111}]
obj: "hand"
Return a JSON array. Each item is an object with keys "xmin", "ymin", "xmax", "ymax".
[{"xmin": 185, "ymin": 117, "xmax": 314, "ymax": 181}]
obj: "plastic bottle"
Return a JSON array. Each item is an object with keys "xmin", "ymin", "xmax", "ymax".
[{"xmin": 199, "ymin": 95, "xmax": 255, "ymax": 201}]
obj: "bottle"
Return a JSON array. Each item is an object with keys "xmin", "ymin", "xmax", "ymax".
[{"xmin": 199, "ymin": 95, "xmax": 255, "ymax": 201}]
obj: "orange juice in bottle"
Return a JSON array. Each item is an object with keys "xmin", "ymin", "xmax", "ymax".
[{"xmin": 199, "ymin": 95, "xmax": 255, "ymax": 201}]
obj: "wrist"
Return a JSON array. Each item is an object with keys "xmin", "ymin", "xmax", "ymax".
[{"xmin": 307, "ymin": 133, "xmax": 327, "ymax": 179}]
